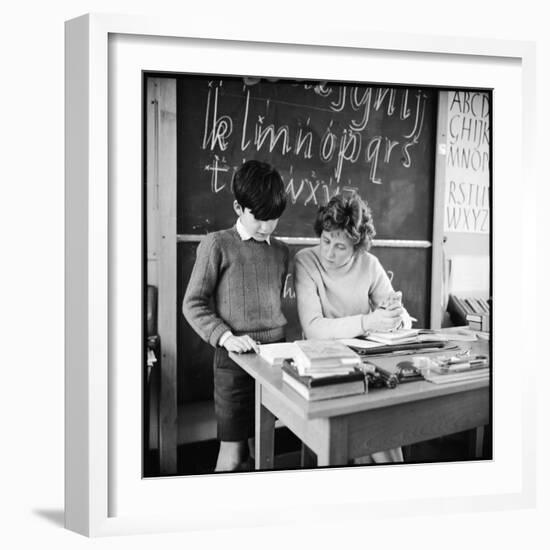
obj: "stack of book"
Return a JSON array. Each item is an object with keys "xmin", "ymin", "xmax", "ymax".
[
  {"xmin": 292, "ymin": 339, "xmax": 363, "ymax": 375},
  {"xmin": 422, "ymin": 356, "xmax": 489, "ymax": 385},
  {"xmin": 466, "ymin": 313, "xmax": 490, "ymax": 332},
  {"xmin": 281, "ymin": 361, "xmax": 367, "ymax": 401},
  {"xmin": 448, "ymin": 294, "xmax": 490, "ymax": 326},
  {"xmin": 280, "ymin": 340, "xmax": 367, "ymax": 401}
]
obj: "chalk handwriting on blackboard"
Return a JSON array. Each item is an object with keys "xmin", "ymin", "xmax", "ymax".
[
  {"xmin": 283, "ymin": 273, "xmax": 296, "ymax": 300},
  {"xmin": 200, "ymin": 81, "xmax": 429, "ymax": 204}
]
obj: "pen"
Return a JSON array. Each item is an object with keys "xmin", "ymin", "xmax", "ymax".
[
  {"xmin": 395, "ymin": 347, "xmax": 442, "ymax": 355},
  {"xmin": 368, "ymin": 347, "xmax": 442, "ymax": 358},
  {"xmin": 445, "ymin": 358, "xmax": 488, "ymax": 371}
]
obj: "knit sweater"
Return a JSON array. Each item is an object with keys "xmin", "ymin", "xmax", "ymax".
[
  {"xmin": 294, "ymin": 245, "xmax": 394, "ymax": 340},
  {"xmin": 182, "ymin": 227, "xmax": 289, "ymax": 347}
]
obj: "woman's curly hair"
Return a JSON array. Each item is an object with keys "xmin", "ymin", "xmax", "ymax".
[{"xmin": 313, "ymin": 193, "xmax": 376, "ymax": 250}]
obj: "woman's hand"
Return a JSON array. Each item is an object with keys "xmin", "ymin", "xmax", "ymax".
[
  {"xmin": 400, "ymin": 310, "xmax": 413, "ymax": 329},
  {"xmin": 363, "ymin": 303, "xmax": 404, "ymax": 333},
  {"xmin": 222, "ymin": 334, "xmax": 260, "ymax": 354}
]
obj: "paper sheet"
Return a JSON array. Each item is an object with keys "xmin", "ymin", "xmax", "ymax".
[
  {"xmin": 449, "ymin": 255, "xmax": 489, "ymax": 295},
  {"xmin": 258, "ymin": 342, "xmax": 301, "ymax": 365}
]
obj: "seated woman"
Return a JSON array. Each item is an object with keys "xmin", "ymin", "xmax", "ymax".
[{"xmin": 294, "ymin": 192, "xmax": 410, "ymax": 464}]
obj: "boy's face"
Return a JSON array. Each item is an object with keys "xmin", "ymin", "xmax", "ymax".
[{"xmin": 234, "ymin": 202, "xmax": 279, "ymax": 242}]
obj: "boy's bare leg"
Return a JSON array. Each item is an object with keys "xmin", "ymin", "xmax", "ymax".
[
  {"xmin": 232, "ymin": 437, "xmax": 256, "ymax": 471},
  {"xmin": 215, "ymin": 440, "xmax": 247, "ymax": 472}
]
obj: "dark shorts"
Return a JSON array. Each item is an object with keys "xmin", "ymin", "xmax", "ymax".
[
  {"xmin": 213, "ymin": 338, "xmax": 284, "ymax": 442},
  {"xmin": 213, "ymin": 347, "xmax": 255, "ymax": 441}
]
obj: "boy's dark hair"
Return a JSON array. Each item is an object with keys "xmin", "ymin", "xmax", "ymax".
[
  {"xmin": 313, "ymin": 192, "xmax": 376, "ymax": 251},
  {"xmin": 232, "ymin": 160, "xmax": 287, "ymax": 220}
]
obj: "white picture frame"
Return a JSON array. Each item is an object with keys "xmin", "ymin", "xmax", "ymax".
[{"xmin": 65, "ymin": 13, "xmax": 536, "ymax": 537}]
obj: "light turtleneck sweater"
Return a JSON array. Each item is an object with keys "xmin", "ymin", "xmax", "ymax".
[{"xmin": 294, "ymin": 245, "xmax": 394, "ymax": 340}]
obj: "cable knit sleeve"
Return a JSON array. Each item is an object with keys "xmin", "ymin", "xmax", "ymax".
[
  {"xmin": 182, "ymin": 234, "xmax": 232, "ymax": 347},
  {"xmin": 368, "ymin": 255, "xmax": 395, "ymax": 308},
  {"xmin": 367, "ymin": 254, "xmax": 413, "ymax": 328}
]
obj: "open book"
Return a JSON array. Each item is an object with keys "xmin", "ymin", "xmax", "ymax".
[
  {"xmin": 366, "ymin": 329, "xmax": 451, "ymax": 346},
  {"xmin": 257, "ymin": 342, "xmax": 301, "ymax": 367},
  {"xmin": 366, "ymin": 329, "xmax": 421, "ymax": 345},
  {"xmin": 423, "ymin": 369, "xmax": 489, "ymax": 384}
]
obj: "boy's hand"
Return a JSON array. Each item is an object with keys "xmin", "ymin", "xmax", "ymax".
[{"xmin": 223, "ymin": 335, "xmax": 260, "ymax": 354}]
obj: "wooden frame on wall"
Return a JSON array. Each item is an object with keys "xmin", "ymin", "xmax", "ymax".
[
  {"xmin": 65, "ymin": 13, "xmax": 536, "ymax": 536},
  {"xmin": 145, "ymin": 77, "xmax": 178, "ymax": 473}
]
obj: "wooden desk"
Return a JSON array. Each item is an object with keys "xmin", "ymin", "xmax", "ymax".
[{"xmin": 230, "ymin": 340, "xmax": 490, "ymax": 469}]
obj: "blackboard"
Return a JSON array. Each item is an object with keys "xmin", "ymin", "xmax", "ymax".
[
  {"xmin": 175, "ymin": 74, "xmax": 437, "ymax": 404},
  {"xmin": 177, "ymin": 76, "xmax": 437, "ymax": 240}
]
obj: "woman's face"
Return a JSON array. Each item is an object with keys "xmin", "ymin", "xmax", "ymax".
[{"xmin": 319, "ymin": 229, "xmax": 355, "ymax": 269}]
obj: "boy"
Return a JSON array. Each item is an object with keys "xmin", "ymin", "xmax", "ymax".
[{"xmin": 182, "ymin": 160, "xmax": 289, "ymax": 472}]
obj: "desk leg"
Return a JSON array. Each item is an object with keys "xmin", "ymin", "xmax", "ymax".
[
  {"xmin": 255, "ymin": 381, "xmax": 275, "ymax": 470},
  {"xmin": 468, "ymin": 426, "xmax": 485, "ymax": 458},
  {"xmin": 301, "ymin": 444, "xmax": 317, "ymax": 469},
  {"xmin": 316, "ymin": 417, "xmax": 349, "ymax": 467}
]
